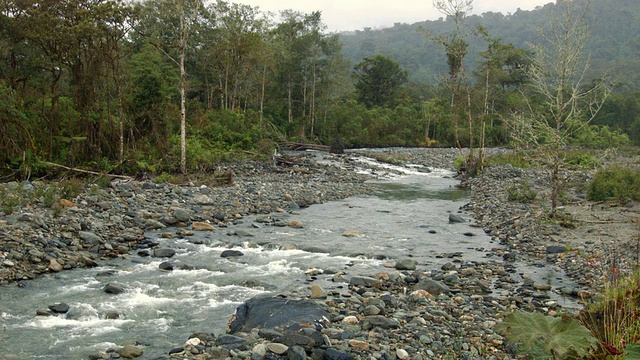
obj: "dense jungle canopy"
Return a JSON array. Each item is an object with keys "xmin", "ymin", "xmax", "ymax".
[{"xmin": 0, "ymin": 0, "xmax": 637, "ymax": 177}]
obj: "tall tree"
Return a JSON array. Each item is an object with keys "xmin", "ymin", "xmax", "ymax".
[
  {"xmin": 511, "ymin": 0, "xmax": 611, "ymax": 216},
  {"xmin": 353, "ymin": 54, "xmax": 408, "ymax": 108},
  {"xmin": 429, "ymin": 0, "xmax": 473, "ymax": 149},
  {"xmin": 139, "ymin": 0, "xmax": 204, "ymax": 174}
]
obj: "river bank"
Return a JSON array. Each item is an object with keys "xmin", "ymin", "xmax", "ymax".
[{"xmin": 1, "ymin": 148, "xmax": 637, "ymax": 359}]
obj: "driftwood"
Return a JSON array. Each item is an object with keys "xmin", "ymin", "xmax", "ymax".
[
  {"xmin": 284, "ymin": 141, "xmax": 330, "ymax": 152},
  {"xmin": 40, "ymin": 161, "xmax": 132, "ymax": 179}
]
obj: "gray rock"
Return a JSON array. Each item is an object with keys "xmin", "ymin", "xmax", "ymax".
[
  {"xmin": 194, "ymin": 195, "xmax": 215, "ymax": 205},
  {"xmin": 287, "ymin": 345, "xmax": 307, "ymax": 360},
  {"xmin": 228, "ymin": 296, "xmax": 329, "ymax": 334},
  {"xmin": 362, "ymin": 315, "xmax": 400, "ymax": 329},
  {"xmin": 448, "ymin": 214, "xmax": 466, "ymax": 223},
  {"xmin": 159, "ymin": 261, "xmax": 174, "ymax": 271},
  {"xmin": 145, "ymin": 219, "xmax": 166, "ymax": 229},
  {"xmin": 395, "ymin": 258, "xmax": 417, "ymax": 270},
  {"xmin": 546, "ymin": 245, "xmax": 567, "ymax": 254},
  {"xmin": 349, "ymin": 276, "xmax": 380, "ymax": 287},
  {"xmin": 79, "ymin": 231, "xmax": 102, "ymax": 244},
  {"xmin": 172, "ymin": 208, "xmax": 192, "ymax": 222},
  {"xmin": 48, "ymin": 303, "xmax": 70, "ymax": 313},
  {"xmin": 221, "ymin": 250, "xmax": 244, "ymax": 258},
  {"xmin": 104, "ymin": 283, "xmax": 126, "ymax": 294},
  {"xmin": 118, "ymin": 344, "xmax": 144, "ymax": 358},
  {"xmin": 154, "ymin": 248, "xmax": 176, "ymax": 258},
  {"xmin": 414, "ymin": 278, "xmax": 452, "ymax": 296}
]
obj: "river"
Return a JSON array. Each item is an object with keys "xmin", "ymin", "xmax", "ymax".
[{"xmin": 0, "ymin": 156, "xmax": 574, "ymax": 359}]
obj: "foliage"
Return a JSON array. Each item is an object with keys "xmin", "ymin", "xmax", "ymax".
[
  {"xmin": 486, "ymin": 151, "xmax": 532, "ymax": 168},
  {"xmin": 587, "ymin": 164, "xmax": 640, "ymax": 202},
  {"xmin": 453, "ymin": 156, "xmax": 465, "ymax": 171},
  {"xmin": 153, "ymin": 172, "xmax": 174, "ymax": 184},
  {"xmin": 353, "ymin": 54, "xmax": 408, "ymax": 108},
  {"xmin": 0, "ymin": 185, "xmax": 23, "ymax": 215},
  {"xmin": 507, "ymin": 181, "xmax": 537, "ymax": 203},
  {"xmin": 496, "ymin": 310, "xmax": 600, "ymax": 359},
  {"xmin": 568, "ymin": 124, "xmax": 630, "ymax": 149},
  {"xmin": 562, "ymin": 149, "xmax": 600, "ymax": 169},
  {"xmin": 0, "ymin": 0, "xmax": 638, "ymax": 178},
  {"xmin": 580, "ymin": 272, "xmax": 640, "ymax": 358}
]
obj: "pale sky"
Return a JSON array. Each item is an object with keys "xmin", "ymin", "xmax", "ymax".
[{"xmin": 233, "ymin": 0, "xmax": 553, "ymax": 32}]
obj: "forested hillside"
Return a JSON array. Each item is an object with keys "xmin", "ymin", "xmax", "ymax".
[
  {"xmin": 0, "ymin": 0, "xmax": 637, "ymax": 180},
  {"xmin": 341, "ymin": 0, "xmax": 640, "ymax": 90}
]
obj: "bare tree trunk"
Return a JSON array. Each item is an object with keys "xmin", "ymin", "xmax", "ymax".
[
  {"xmin": 260, "ymin": 65, "xmax": 266, "ymax": 126},
  {"xmin": 180, "ymin": 49, "xmax": 187, "ymax": 174}
]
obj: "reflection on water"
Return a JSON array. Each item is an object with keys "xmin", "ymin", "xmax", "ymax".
[{"xmin": 374, "ymin": 181, "xmax": 469, "ymax": 201}]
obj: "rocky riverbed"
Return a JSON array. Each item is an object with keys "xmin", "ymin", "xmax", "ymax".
[{"xmin": 1, "ymin": 148, "xmax": 638, "ymax": 359}]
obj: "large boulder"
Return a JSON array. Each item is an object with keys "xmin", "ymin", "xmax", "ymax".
[{"xmin": 228, "ymin": 296, "xmax": 329, "ymax": 334}]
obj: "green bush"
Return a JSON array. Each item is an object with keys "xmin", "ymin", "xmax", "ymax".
[
  {"xmin": 507, "ymin": 181, "xmax": 537, "ymax": 203},
  {"xmin": 587, "ymin": 164, "xmax": 640, "ymax": 202},
  {"xmin": 486, "ymin": 151, "xmax": 532, "ymax": 168},
  {"xmin": 153, "ymin": 172, "xmax": 174, "ymax": 184},
  {"xmin": 569, "ymin": 123, "xmax": 630, "ymax": 149},
  {"xmin": 563, "ymin": 149, "xmax": 600, "ymax": 169}
]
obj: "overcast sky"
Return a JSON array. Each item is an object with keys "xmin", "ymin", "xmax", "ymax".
[{"xmin": 232, "ymin": 0, "xmax": 553, "ymax": 32}]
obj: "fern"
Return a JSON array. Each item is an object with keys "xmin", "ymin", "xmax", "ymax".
[{"xmin": 495, "ymin": 311, "xmax": 599, "ymax": 359}]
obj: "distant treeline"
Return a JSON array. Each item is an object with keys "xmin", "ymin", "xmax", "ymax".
[{"xmin": 0, "ymin": 0, "xmax": 636, "ymax": 178}]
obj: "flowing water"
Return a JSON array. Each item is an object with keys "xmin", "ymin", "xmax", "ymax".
[{"xmin": 0, "ymin": 158, "xmax": 577, "ymax": 359}]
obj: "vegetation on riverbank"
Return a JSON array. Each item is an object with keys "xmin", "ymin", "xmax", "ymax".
[{"xmin": 1, "ymin": 0, "xmax": 637, "ymax": 181}]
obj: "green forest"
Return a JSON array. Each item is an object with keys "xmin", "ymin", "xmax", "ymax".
[{"xmin": 0, "ymin": 0, "xmax": 638, "ymax": 178}]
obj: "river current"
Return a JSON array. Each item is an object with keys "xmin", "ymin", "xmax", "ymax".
[{"xmin": 0, "ymin": 156, "xmax": 573, "ymax": 359}]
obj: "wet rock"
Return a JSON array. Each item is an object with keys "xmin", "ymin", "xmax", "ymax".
[
  {"xmin": 154, "ymin": 248, "xmax": 176, "ymax": 258},
  {"xmin": 228, "ymin": 296, "xmax": 329, "ymax": 334},
  {"xmin": 220, "ymin": 250, "xmax": 244, "ymax": 258},
  {"xmin": 288, "ymin": 220, "xmax": 304, "ymax": 228},
  {"xmin": 118, "ymin": 344, "xmax": 144, "ymax": 358},
  {"xmin": 159, "ymin": 261, "xmax": 174, "ymax": 271},
  {"xmin": 48, "ymin": 259, "xmax": 63, "ymax": 272},
  {"xmin": 310, "ymin": 284, "xmax": 327, "ymax": 299},
  {"xmin": 192, "ymin": 222, "xmax": 215, "ymax": 231},
  {"xmin": 349, "ymin": 276, "xmax": 380, "ymax": 287},
  {"xmin": 48, "ymin": 303, "xmax": 70, "ymax": 313},
  {"xmin": 104, "ymin": 283, "xmax": 126, "ymax": 294},
  {"xmin": 395, "ymin": 258, "xmax": 417, "ymax": 270},
  {"xmin": 449, "ymin": 214, "xmax": 466, "ymax": 223}
]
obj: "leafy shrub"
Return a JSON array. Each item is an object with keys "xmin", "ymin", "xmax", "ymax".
[
  {"xmin": 563, "ymin": 149, "xmax": 600, "ymax": 169},
  {"xmin": 153, "ymin": 172, "xmax": 174, "ymax": 184},
  {"xmin": 496, "ymin": 310, "xmax": 599, "ymax": 359},
  {"xmin": 35, "ymin": 185, "xmax": 59, "ymax": 207},
  {"xmin": 587, "ymin": 164, "xmax": 640, "ymax": 202},
  {"xmin": 507, "ymin": 181, "xmax": 537, "ymax": 203},
  {"xmin": 58, "ymin": 178, "xmax": 84, "ymax": 200},
  {"xmin": 568, "ymin": 123, "xmax": 630, "ymax": 149},
  {"xmin": 453, "ymin": 156, "xmax": 465, "ymax": 171}
]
